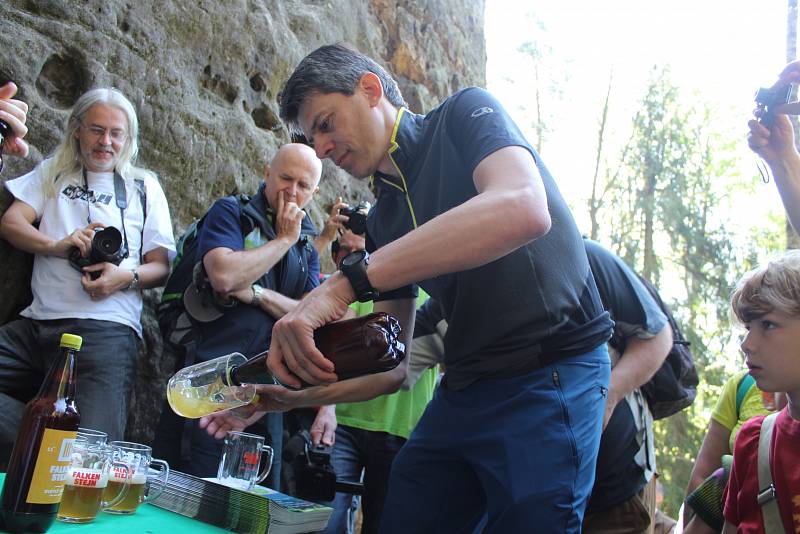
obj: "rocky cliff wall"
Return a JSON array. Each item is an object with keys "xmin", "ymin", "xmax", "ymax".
[{"xmin": 0, "ymin": 0, "xmax": 485, "ymax": 444}]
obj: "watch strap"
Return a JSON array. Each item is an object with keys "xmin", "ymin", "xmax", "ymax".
[
  {"xmin": 126, "ymin": 269, "xmax": 140, "ymax": 290},
  {"xmin": 341, "ymin": 251, "xmax": 379, "ymax": 303}
]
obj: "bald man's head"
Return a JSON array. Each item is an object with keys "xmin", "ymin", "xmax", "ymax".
[{"xmin": 263, "ymin": 143, "xmax": 322, "ymax": 210}]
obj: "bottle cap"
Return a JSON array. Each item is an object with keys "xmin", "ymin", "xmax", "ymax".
[{"xmin": 60, "ymin": 333, "xmax": 83, "ymax": 350}]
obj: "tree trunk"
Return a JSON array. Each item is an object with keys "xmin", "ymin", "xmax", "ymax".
[{"xmin": 589, "ymin": 72, "xmax": 613, "ymax": 240}]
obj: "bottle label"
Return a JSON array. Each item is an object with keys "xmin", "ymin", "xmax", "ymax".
[{"xmin": 25, "ymin": 428, "xmax": 77, "ymax": 504}]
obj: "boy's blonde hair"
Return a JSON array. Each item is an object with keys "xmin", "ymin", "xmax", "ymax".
[{"xmin": 731, "ymin": 249, "xmax": 800, "ymax": 323}]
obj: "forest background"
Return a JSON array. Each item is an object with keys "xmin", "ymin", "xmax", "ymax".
[{"xmin": 485, "ymin": 0, "xmax": 795, "ymax": 515}]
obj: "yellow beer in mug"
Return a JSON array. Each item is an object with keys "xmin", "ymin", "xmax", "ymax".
[
  {"xmin": 104, "ymin": 441, "xmax": 169, "ymax": 515},
  {"xmin": 57, "ymin": 441, "xmax": 130, "ymax": 523},
  {"xmin": 102, "ymin": 468, "xmax": 147, "ymax": 514}
]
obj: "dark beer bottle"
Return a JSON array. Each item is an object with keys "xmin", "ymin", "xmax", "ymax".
[
  {"xmin": 1, "ymin": 333, "xmax": 82, "ymax": 533},
  {"xmin": 230, "ymin": 312, "xmax": 406, "ymax": 386}
]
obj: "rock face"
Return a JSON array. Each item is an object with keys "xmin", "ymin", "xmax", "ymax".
[{"xmin": 0, "ymin": 0, "xmax": 485, "ymax": 444}]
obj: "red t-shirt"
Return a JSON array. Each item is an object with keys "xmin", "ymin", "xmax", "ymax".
[{"xmin": 723, "ymin": 408, "xmax": 800, "ymax": 533}]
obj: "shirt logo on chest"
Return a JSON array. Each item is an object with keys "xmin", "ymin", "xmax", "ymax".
[{"xmin": 61, "ymin": 184, "xmax": 113, "ymax": 205}]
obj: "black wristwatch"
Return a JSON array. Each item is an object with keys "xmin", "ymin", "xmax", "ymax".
[{"xmin": 339, "ymin": 250, "xmax": 379, "ymax": 303}]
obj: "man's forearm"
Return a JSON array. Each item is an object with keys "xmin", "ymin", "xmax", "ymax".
[
  {"xmin": 366, "ymin": 187, "xmax": 548, "ymax": 293},
  {"xmin": 0, "ymin": 217, "xmax": 61, "ymax": 256},
  {"xmin": 136, "ymin": 253, "xmax": 170, "ymax": 289},
  {"xmin": 257, "ymin": 288, "xmax": 300, "ymax": 319},
  {"xmin": 285, "ymin": 364, "xmax": 406, "ymax": 407},
  {"xmin": 608, "ymin": 325, "xmax": 672, "ymax": 403},
  {"xmin": 205, "ymin": 238, "xmax": 293, "ymax": 294},
  {"xmin": 770, "ymin": 154, "xmax": 800, "ymax": 233}
]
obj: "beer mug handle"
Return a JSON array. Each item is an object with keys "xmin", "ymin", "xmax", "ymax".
[
  {"xmin": 255, "ymin": 445, "xmax": 274, "ymax": 485},
  {"xmin": 142, "ymin": 459, "xmax": 170, "ymax": 502},
  {"xmin": 101, "ymin": 461, "xmax": 132, "ymax": 509}
]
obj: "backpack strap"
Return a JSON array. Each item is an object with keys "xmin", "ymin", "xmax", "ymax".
[
  {"xmin": 736, "ymin": 373, "xmax": 756, "ymax": 418},
  {"xmin": 756, "ymin": 412, "xmax": 785, "ymax": 533}
]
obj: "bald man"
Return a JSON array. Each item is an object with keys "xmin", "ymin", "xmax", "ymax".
[{"xmin": 153, "ymin": 144, "xmax": 322, "ymax": 487}]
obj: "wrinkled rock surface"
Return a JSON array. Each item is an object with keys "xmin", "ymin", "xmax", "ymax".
[{"xmin": 0, "ymin": 0, "xmax": 485, "ymax": 444}]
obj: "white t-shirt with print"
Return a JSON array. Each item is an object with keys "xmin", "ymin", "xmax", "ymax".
[{"xmin": 5, "ymin": 159, "xmax": 176, "ymax": 337}]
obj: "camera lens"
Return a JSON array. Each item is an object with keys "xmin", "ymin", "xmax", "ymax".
[{"xmin": 93, "ymin": 227, "xmax": 123, "ymax": 256}]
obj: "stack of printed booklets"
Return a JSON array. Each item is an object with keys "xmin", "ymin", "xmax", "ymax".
[{"xmin": 149, "ymin": 469, "xmax": 332, "ymax": 533}]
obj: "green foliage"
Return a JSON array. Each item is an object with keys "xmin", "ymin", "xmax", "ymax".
[{"xmin": 596, "ymin": 66, "xmax": 784, "ymax": 516}]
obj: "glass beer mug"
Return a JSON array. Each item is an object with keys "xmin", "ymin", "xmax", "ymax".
[
  {"xmin": 167, "ymin": 313, "xmax": 407, "ymax": 419},
  {"xmin": 217, "ymin": 431, "xmax": 273, "ymax": 491},
  {"xmin": 57, "ymin": 439, "xmax": 131, "ymax": 523},
  {"xmin": 167, "ymin": 352, "xmax": 256, "ymax": 419},
  {"xmin": 103, "ymin": 441, "xmax": 169, "ymax": 515}
]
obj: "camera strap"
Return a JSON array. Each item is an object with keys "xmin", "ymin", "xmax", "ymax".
[
  {"xmin": 112, "ymin": 171, "xmax": 131, "ymax": 260},
  {"xmin": 82, "ymin": 168, "xmax": 132, "ymax": 260}
]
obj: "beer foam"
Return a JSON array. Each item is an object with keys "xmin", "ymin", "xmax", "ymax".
[
  {"xmin": 108, "ymin": 466, "xmax": 146, "ymax": 484},
  {"xmin": 67, "ymin": 467, "xmax": 108, "ymax": 488}
]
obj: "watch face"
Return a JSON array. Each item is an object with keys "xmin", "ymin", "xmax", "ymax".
[{"xmin": 343, "ymin": 250, "xmax": 367, "ymax": 267}]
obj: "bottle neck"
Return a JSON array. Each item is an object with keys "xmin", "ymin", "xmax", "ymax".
[
  {"xmin": 38, "ymin": 346, "xmax": 77, "ymax": 401},
  {"xmin": 229, "ymin": 351, "xmax": 273, "ymax": 386}
]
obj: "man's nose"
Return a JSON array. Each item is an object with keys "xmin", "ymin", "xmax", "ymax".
[{"xmin": 314, "ymin": 136, "xmax": 333, "ymax": 160}]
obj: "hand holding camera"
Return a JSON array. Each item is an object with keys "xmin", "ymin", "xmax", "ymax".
[
  {"xmin": 750, "ymin": 63, "xmax": 800, "ymax": 167},
  {"xmin": 339, "ymin": 201, "xmax": 370, "ymax": 235},
  {"xmin": 68, "ymin": 225, "xmax": 127, "ymax": 279}
]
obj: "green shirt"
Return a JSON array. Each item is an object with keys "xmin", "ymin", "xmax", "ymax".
[{"xmin": 335, "ymin": 293, "xmax": 436, "ymax": 439}]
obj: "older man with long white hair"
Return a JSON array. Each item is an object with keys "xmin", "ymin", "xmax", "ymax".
[{"xmin": 0, "ymin": 87, "xmax": 175, "ymax": 454}]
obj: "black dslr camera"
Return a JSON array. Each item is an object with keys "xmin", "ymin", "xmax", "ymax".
[
  {"xmin": 68, "ymin": 226, "xmax": 127, "ymax": 280},
  {"xmin": 340, "ymin": 201, "xmax": 370, "ymax": 235},
  {"xmin": 754, "ymin": 84, "xmax": 794, "ymax": 127},
  {"xmin": 288, "ymin": 431, "xmax": 362, "ymax": 502}
]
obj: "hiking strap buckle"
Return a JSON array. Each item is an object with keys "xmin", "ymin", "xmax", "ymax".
[{"xmin": 757, "ymin": 483, "xmax": 777, "ymax": 506}]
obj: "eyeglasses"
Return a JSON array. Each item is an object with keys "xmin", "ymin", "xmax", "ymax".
[{"xmin": 82, "ymin": 123, "xmax": 127, "ymax": 143}]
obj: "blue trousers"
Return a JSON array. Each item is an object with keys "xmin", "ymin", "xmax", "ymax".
[
  {"xmin": 320, "ymin": 425, "xmax": 407, "ymax": 534},
  {"xmin": 379, "ymin": 346, "xmax": 610, "ymax": 534}
]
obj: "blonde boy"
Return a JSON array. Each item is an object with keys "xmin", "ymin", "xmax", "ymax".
[{"xmin": 722, "ymin": 250, "xmax": 800, "ymax": 533}]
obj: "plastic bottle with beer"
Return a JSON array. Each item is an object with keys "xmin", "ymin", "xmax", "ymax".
[
  {"xmin": 168, "ymin": 312, "xmax": 406, "ymax": 418},
  {"xmin": 1, "ymin": 333, "xmax": 82, "ymax": 533}
]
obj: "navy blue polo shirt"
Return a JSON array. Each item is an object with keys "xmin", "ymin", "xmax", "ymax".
[
  {"xmin": 366, "ymin": 87, "xmax": 613, "ymax": 390},
  {"xmin": 584, "ymin": 238, "xmax": 667, "ymax": 511}
]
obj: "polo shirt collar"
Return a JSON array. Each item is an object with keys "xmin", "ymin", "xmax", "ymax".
[{"xmin": 373, "ymin": 107, "xmax": 424, "ymax": 191}]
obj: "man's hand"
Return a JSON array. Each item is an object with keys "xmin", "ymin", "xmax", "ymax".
[
  {"xmin": 230, "ymin": 285, "xmax": 256, "ymax": 305},
  {"xmin": 81, "ymin": 262, "xmax": 134, "ymax": 299},
  {"xmin": 199, "ymin": 406, "xmax": 266, "ymax": 440},
  {"xmin": 249, "ymin": 384, "xmax": 307, "ymax": 412},
  {"xmin": 748, "ymin": 115, "xmax": 798, "ymax": 166},
  {"xmin": 275, "ymin": 190, "xmax": 306, "ymax": 244},
  {"xmin": 0, "ymin": 82, "xmax": 29, "ymax": 158},
  {"xmin": 749, "ymin": 60, "xmax": 800, "ymax": 165},
  {"xmin": 602, "ymin": 388, "xmax": 622, "ymax": 431},
  {"xmin": 267, "ymin": 275, "xmax": 354, "ymax": 388},
  {"xmin": 319, "ymin": 196, "xmax": 349, "ymax": 243},
  {"xmin": 309, "ymin": 405, "xmax": 337, "ymax": 447},
  {"xmin": 51, "ymin": 222, "xmax": 105, "ymax": 259}
]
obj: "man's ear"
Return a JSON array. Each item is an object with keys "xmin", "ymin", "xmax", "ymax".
[
  {"xmin": 263, "ymin": 163, "xmax": 271, "ymax": 181},
  {"xmin": 359, "ymin": 72, "xmax": 384, "ymax": 108}
]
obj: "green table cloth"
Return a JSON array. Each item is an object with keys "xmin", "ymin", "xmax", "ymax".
[{"xmin": 0, "ymin": 473, "xmax": 227, "ymax": 533}]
